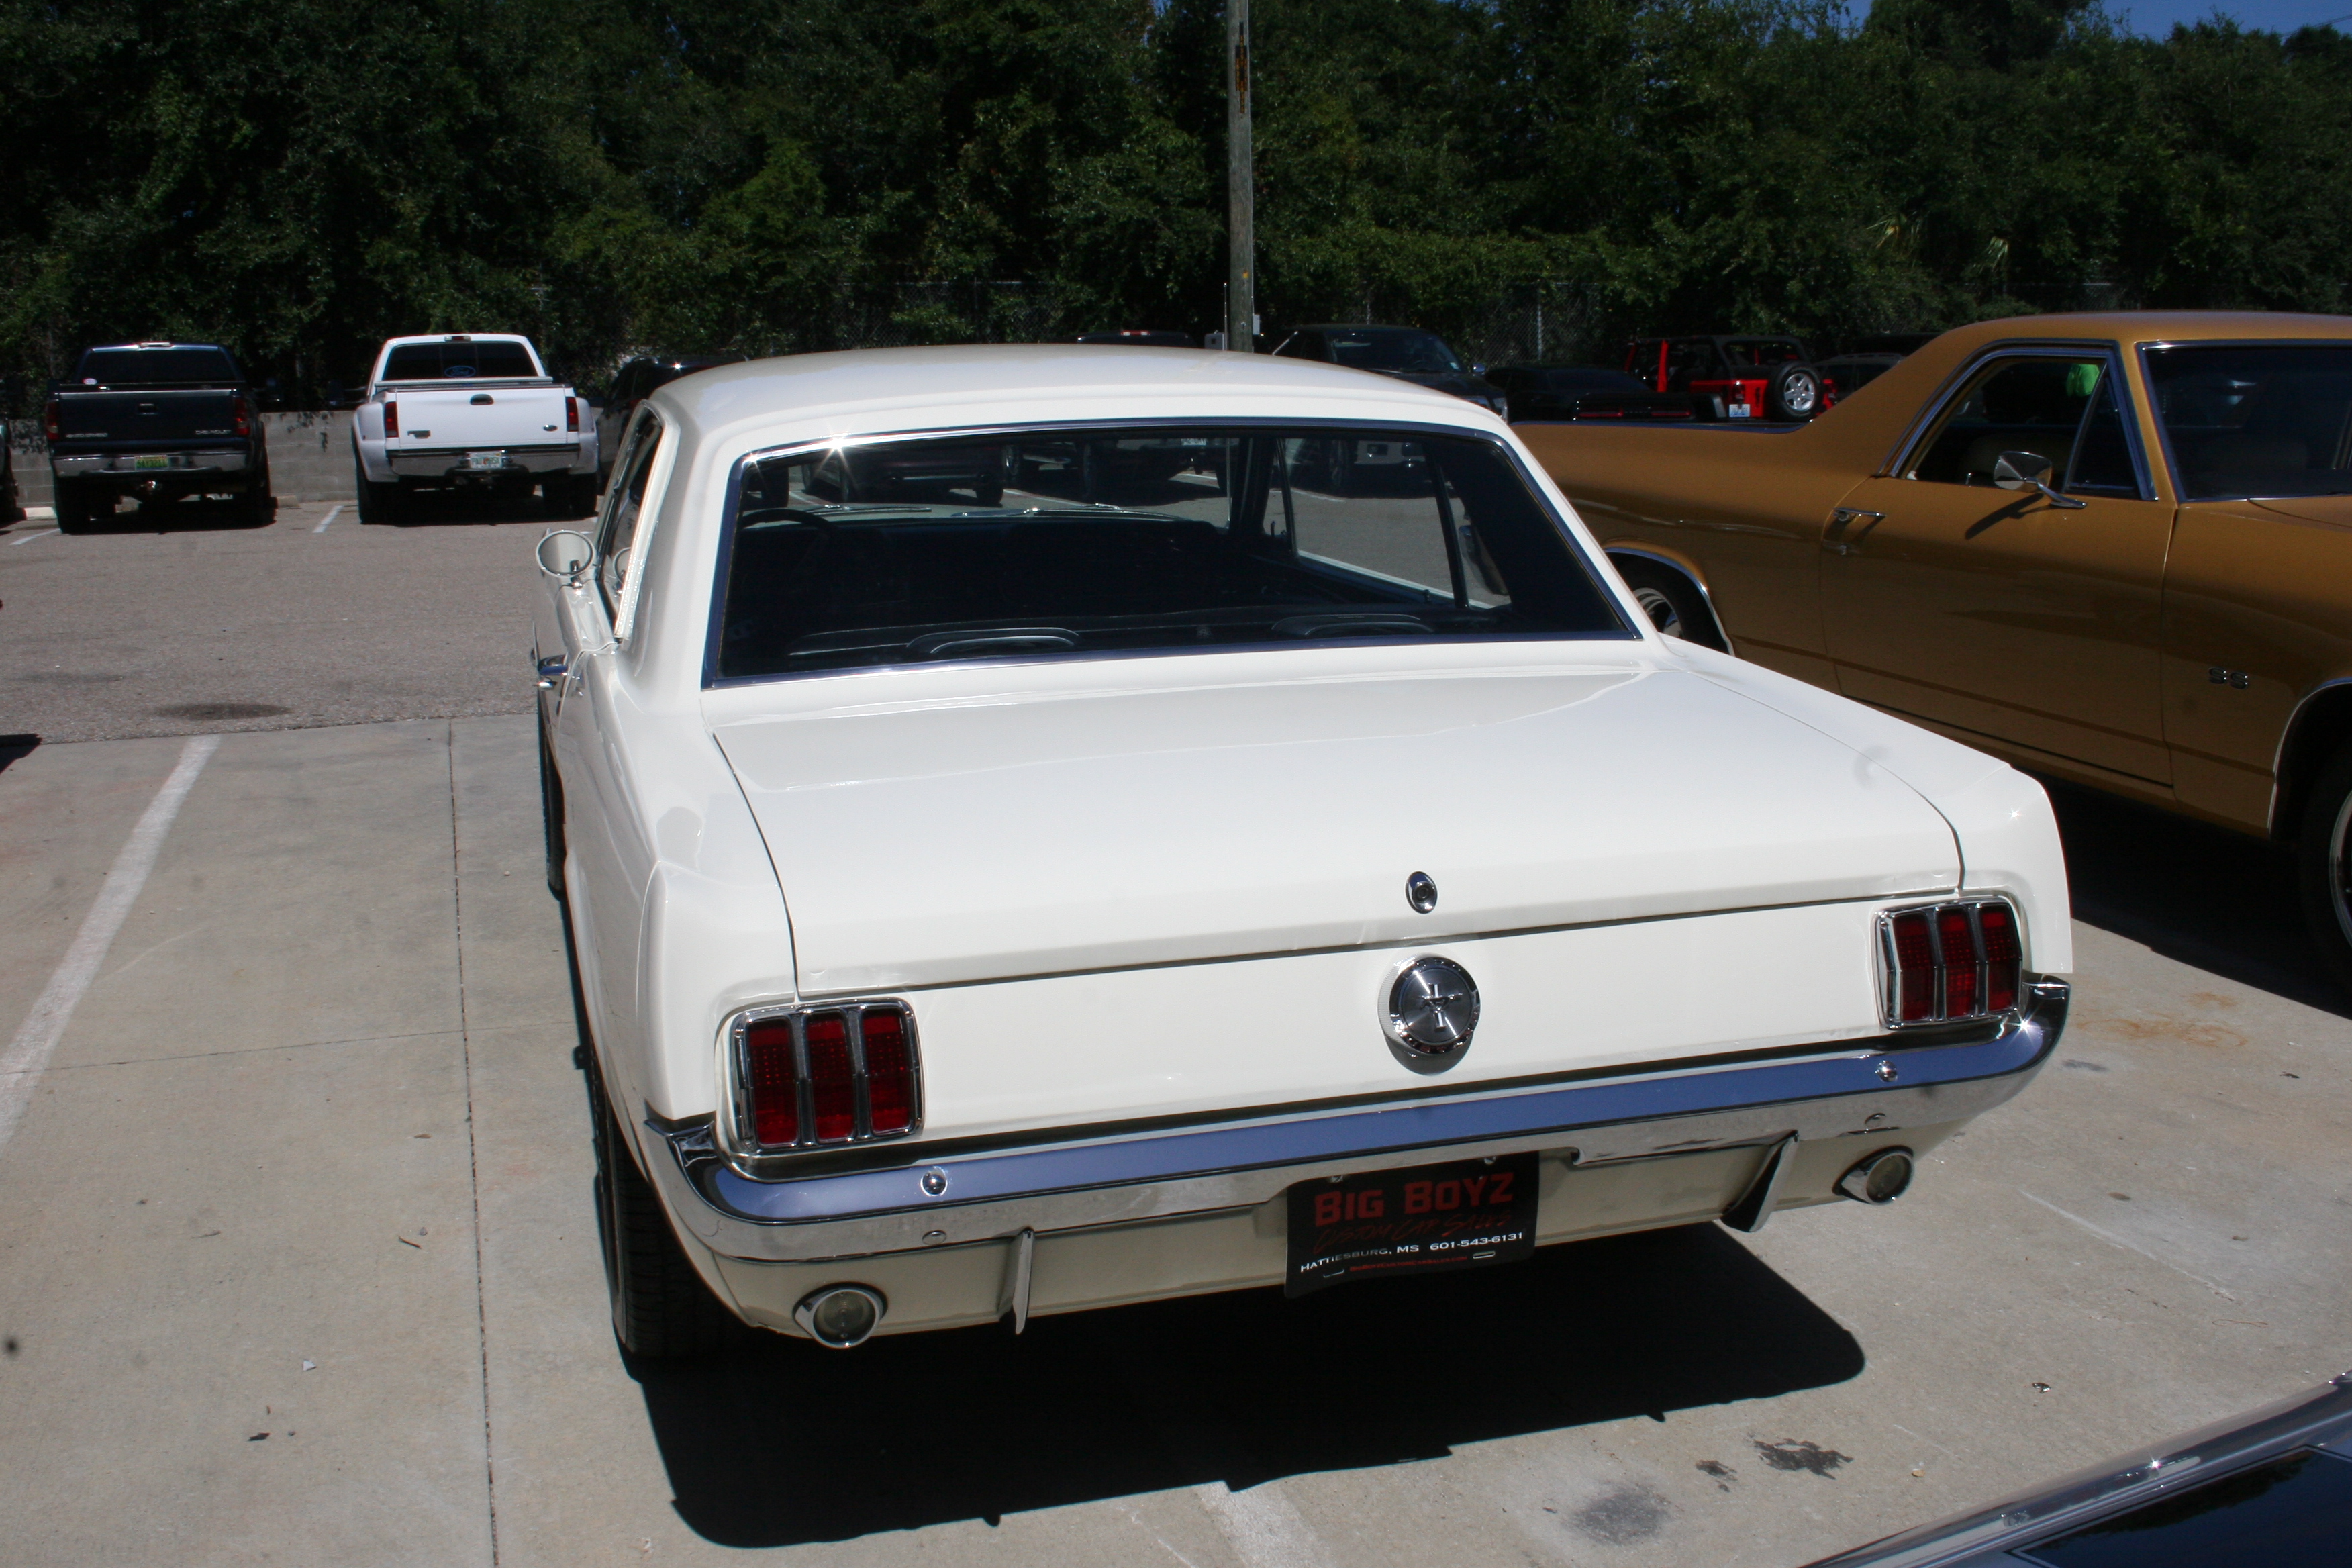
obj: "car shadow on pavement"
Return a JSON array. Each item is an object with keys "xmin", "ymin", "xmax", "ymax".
[
  {"xmin": 2043, "ymin": 777, "xmax": 2352, "ymax": 1018},
  {"xmin": 65, "ymin": 495, "xmax": 274, "ymax": 532},
  {"xmin": 624, "ymin": 1223, "xmax": 1861, "ymax": 1548},
  {"xmin": 383, "ymin": 489, "xmax": 590, "ymax": 527}
]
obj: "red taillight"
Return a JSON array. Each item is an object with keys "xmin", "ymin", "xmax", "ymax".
[
  {"xmin": 736, "ymin": 1003, "xmax": 919, "ymax": 1150},
  {"xmin": 1883, "ymin": 900, "xmax": 2024, "ymax": 1026},
  {"xmin": 744, "ymin": 1017, "xmax": 799, "ymax": 1147},
  {"xmin": 565, "ymin": 395, "xmax": 579, "ymax": 433},
  {"xmin": 803, "ymin": 1012, "xmax": 856, "ymax": 1142},
  {"xmin": 1979, "ymin": 903, "xmax": 2022, "ymax": 1012},
  {"xmin": 1939, "ymin": 906, "xmax": 1979, "ymax": 1018},
  {"xmin": 44, "ymin": 397, "xmax": 61, "ymax": 442},
  {"xmin": 383, "ymin": 400, "xmax": 399, "ymax": 438},
  {"xmin": 232, "ymin": 395, "xmax": 252, "ymax": 439},
  {"xmin": 1890, "ymin": 910, "xmax": 1935, "ymax": 1022},
  {"xmin": 862, "ymin": 1009, "xmax": 914, "ymax": 1134}
]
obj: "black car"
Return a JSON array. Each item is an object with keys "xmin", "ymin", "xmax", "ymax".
[
  {"xmin": 1803, "ymin": 1372, "xmax": 2352, "ymax": 1567},
  {"xmin": 1271, "ymin": 326, "xmax": 1509, "ymax": 419},
  {"xmin": 44, "ymin": 342, "xmax": 272, "ymax": 530},
  {"xmin": 596, "ymin": 354, "xmax": 742, "ymax": 481},
  {"xmin": 1487, "ymin": 364, "xmax": 1714, "ymax": 422}
]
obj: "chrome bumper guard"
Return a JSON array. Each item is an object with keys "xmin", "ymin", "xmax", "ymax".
[{"xmin": 646, "ymin": 978, "xmax": 2068, "ymax": 1265}]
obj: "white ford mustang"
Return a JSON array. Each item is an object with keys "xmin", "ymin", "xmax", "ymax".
[{"xmin": 532, "ymin": 344, "xmax": 2072, "ymax": 1356}]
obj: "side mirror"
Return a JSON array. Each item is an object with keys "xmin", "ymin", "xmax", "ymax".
[
  {"xmin": 1992, "ymin": 450, "xmax": 2087, "ymax": 510},
  {"xmin": 537, "ymin": 529, "xmax": 595, "ymax": 582}
]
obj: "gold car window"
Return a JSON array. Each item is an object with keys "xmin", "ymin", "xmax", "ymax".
[{"xmin": 1909, "ymin": 356, "xmax": 2137, "ymax": 497}]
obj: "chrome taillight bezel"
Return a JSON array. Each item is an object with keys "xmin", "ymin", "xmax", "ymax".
[
  {"xmin": 1875, "ymin": 898, "xmax": 2025, "ymax": 1028},
  {"xmin": 717, "ymin": 999, "xmax": 924, "ymax": 1161}
]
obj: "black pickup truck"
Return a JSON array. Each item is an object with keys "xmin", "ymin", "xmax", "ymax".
[{"xmin": 45, "ymin": 342, "xmax": 273, "ymax": 530}]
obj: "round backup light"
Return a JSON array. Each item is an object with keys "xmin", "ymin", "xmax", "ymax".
[
  {"xmin": 794, "ymin": 1285, "xmax": 887, "ymax": 1349},
  {"xmin": 1836, "ymin": 1148, "xmax": 1916, "ymax": 1206}
]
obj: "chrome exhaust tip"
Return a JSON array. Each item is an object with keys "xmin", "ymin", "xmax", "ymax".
[
  {"xmin": 1836, "ymin": 1147, "xmax": 1916, "ymax": 1205},
  {"xmin": 794, "ymin": 1284, "xmax": 887, "ymax": 1348}
]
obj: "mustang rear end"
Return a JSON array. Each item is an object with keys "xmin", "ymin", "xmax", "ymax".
[{"xmin": 531, "ymin": 345, "xmax": 2071, "ymax": 1356}]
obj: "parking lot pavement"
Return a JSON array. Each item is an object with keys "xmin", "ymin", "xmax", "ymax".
[
  {"xmin": 0, "ymin": 494, "xmax": 555, "ymax": 744},
  {"xmin": 0, "ymin": 716, "xmax": 2347, "ymax": 1567}
]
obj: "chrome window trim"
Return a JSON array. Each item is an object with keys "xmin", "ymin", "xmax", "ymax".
[
  {"xmin": 1875, "ymin": 897, "xmax": 2023, "ymax": 1028},
  {"xmin": 697, "ymin": 415, "xmax": 1638, "ymax": 690},
  {"xmin": 646, "ymin": 979, "xmax": 2068, "ymax": 1263},
  {"xmin": 716, "ymin": 998, "xmax": 925, "ymax": 1173},
  {"xmin": 1880, "ymin": 342, "xmax": 2155, "ymax": 502}
]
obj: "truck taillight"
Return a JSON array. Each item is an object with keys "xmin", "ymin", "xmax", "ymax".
[
  {"xmin": 1879, "ymin": 900, "xmax": 2024, "ymax": 1027},
  {"xmin": 44, "ymin": 397, "xmax": 60, "ymax": 442},
  {"xmin": 733, "ymin": 1002, "xmax": 921, "ymax": 1153},
  {"xmin": 383, "ymin": 400, "xmax": 398, "ymax": 438},
  {"xmin": 232, "ymin": 396, "xmax": 251, "ymax": 438},
  {"xmin": 565, "ymin": 396, "xmax": 579, "ymax": 433}
]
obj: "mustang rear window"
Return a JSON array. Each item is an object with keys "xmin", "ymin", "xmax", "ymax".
[
  {"xmin": 2145, "ymin": 344, "xmax": 2352, "ymax": 501},
  {"xmin": 714, "ymin": 426, "xmax": 1630, "ymax": 679},
  {"xmin": 381, "ymin": 342, "xmax": 539, "ymax": 381}
]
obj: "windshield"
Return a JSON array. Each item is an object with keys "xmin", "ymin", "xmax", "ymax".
[
  {"xmin": 381, "ymin": 341, "xmax": 540, "ymax": 381},
  {"xmin": 714, "ymin": 425, "xmax": 1629, "ymax": 679},
  {"xmin": 1324, "ymin": 331, "xmax": 1465, "ymax": 375},
  {"xmin": 77, "ymin": 348, "xmax": 240, "ymax": 385},
  {"xmin": 2145, "ymin": 344, "xmax": 2352, "ymax": 501}
]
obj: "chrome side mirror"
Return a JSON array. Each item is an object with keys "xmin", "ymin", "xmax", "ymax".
[
  {"xmin": 536, "ymin": 529, "xmax": 595, "ymax": 581},
  {"xmin": 1992, "ymin": 451, "xmax": 2086, "ymax": 509}
]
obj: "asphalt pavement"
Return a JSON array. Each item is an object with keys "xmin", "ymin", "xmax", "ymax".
[{"xmin": 1, "ymin": 501, "xmax": 2347, "ymax": 1566}]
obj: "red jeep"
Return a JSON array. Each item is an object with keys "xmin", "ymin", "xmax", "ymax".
[{"xmin": 1623, "ymin": 335, "xmax": 1833, "ymax": 422}]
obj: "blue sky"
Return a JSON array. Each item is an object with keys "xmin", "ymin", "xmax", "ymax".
[{"xmin": 1853, "ymin": 0, "xmax": 2352, "ymax": 35}]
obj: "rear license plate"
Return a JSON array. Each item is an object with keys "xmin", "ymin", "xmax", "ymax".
[
  {"xmin": 466, "ymin": 450, "xmax": 505, "ymax": 470},
  {"xmin": 1285, "ymin": 1150, "xmax": 1538, "ymax": 1297},
  {"xmin": 132, "ymin": 454, "xmax": 170, "ymax": 470}
]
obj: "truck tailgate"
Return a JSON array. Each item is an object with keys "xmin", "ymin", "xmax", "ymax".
[
  {"xmin": 386, "ymin": 386, "xmax": 570, "ymax": 448},
  {"xmin": 52, "ymin": 390, "xmax": 240, "ymax": 447}
]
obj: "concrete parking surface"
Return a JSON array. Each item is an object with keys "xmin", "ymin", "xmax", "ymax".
[{"xmin": 1, "ymin": 507, "xmax": 2348, "ymax": 1565}]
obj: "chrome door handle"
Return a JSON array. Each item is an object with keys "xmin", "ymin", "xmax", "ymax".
[{"xmin": 1825, "ymin": 508, "xmax": 1883, "ymax": 555}]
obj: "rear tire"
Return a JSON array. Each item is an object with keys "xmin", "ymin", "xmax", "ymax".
[
  {"xmin": 539, "ymin": 711, "xmax": 567, "ymax": 900},
  {"xmin": 353, "ymin": 454, "xmax": 401, "ymax": 524},
  {"xmin": 242, "ymin": 456, "xmax": 275, "ymax": 525},
  {"xmin": 53, "ymin": 479, "xmax": 103, "ymax": 533},
  {"xmin": 590, "ymin": 1060, "xmax": 740, "ymax": 1359},
  {"xmin": 2294, "ymin": 736, "xmax": 2352, "ymax": 995}
]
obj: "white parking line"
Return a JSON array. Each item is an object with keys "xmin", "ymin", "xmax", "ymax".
[
  {"xmin": 1193, "ymin": 1482, "xmax": 1338, "ymax": 1568},
  {"xmin": 313, "ymin": 503, "xmax": 345, "ymax": 534},
  {"xmin": 0, "ymin": 735, "xmax": 219, "ymax": 1155},
  {"xmin": 9, "ymin": 528, "xmax": 59, "ymax": 546}
]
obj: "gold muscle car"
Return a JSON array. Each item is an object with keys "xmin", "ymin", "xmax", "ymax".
[{"xmin": 1518, "ymin": 311, "xmax": 2352, "ymax": 986}]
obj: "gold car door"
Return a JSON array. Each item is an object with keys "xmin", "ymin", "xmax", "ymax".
[{"xmin": 1821, "ymin": 348, "xmax": 2175, "ymax": 785}]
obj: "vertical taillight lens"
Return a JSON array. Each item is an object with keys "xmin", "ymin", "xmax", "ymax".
[
  {"xmin": 1889, "ymin": 910, "xmax": 1935, "ymax": 1023},
  {"xmin": 744, "ymin": 1017, "xmax": 799, "ymax": 1147},
  {"xmin": 383, "ymin": 399, "xmax": 399, "ymax": 438},
  {"xmin": 804, "ymin": 1012, "xmax": 856, "ymax": 1142},
  {"xmin": 734, "ymin": 1003, "xmax": 920, "ymax": 1151},
  {"xmin": 232, "ymin": 395, "xmax": 252, "ymax": 439},
  {"xmin": 1980, "ymin": 903, "xmax": 2022, "ymax": 1013},
  {"xmin": 862, "ymin": 1009, "xmax": 914, "ymax": 1134},
  {"xmin": 565, "ymin": 395, "xmax": 579, "ymax": 433},
  {"xmin": 1881, "ymin": 900, "xmax": 2024, "ymax": 1027},
  {"xmin": 44, "ymin": 397, "xmax": 61, "ymax": 442}
]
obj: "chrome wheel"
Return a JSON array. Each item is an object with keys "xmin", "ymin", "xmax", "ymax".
[
  {"xmin": 2329, "ymin": 788, "xmax": 2352, "ymax": 952},
  {"xmin": 1634, "ymin": 585, "xmax": 1686, "ymax": 640}
]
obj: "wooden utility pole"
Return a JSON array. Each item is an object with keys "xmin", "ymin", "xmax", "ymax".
[{"xmin": 1226, "ymin": 0, "xmax": 1254, "ymax": 352}]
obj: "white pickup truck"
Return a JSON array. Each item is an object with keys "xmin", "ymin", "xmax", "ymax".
[{"xmin": 350, "ymin": 334, "xmax": 599, "ymax": 522}]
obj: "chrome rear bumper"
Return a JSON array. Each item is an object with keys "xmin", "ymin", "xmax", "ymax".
[
  {"xmin": 644, "ymin": 979, "xmax": 2067, "ymax": 1266},
  {"xmin": 52, "ymin": 450, "xmax": 249, "ymax": 477}
]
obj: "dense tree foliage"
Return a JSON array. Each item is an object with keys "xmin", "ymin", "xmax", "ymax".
[{"xmin": 3, "ymin": 0, "xmax": 2349, "ymax": 400}]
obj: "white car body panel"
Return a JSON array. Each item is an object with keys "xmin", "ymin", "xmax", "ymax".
[{"xmin": 533, "ymin": 344, "xmax": 2075, "ymax": 1342}]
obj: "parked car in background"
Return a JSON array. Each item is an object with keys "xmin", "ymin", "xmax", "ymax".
[
  {"xmin": 350, "ymin": 334, "xmax": 598, "ymax": 523},
  {"xmin": 1077, "ymin": 330, "xmax": 1197, "ymax": 348},
  {"xmin": 44, "ymin": 342, "xmax": 273, "ymax": 531},
  {"xmin": 1521, "ymin": 309, "xmax": 2352, "ymax": 989},
  {"xmin": 1489, "ymin": 364, "xmax": 1713, "ymax": 422},
  {"xmin": 1803, "ymin": 1371, "xmax": 2352, "ymax": 1567},
  {"xmin": 531, "ymin": 342, "xmax": 2070, "ymax": 1358},
  {"xmin": 1625, "ymin": 334, "xmax": 1830, "ymax": 421},
  {"xmin": 597, "ymin": 354, "xmax": 741, "ymax": 483},
  {"xmin": 1272, "ymin": 325, "xmax": 1510, "ymax": 420}
]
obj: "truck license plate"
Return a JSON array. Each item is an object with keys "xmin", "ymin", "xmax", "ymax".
[
  {"xmin": 467, "ymin": 451, "xmax": 505, "ymax": 470},
  {"xmin": 1284, "ymin": 1150, "xmax": 1538, "ymax": 1297},
  {"xmin": 133, "ymin": 455, "xmax": 170, "ymax": 470}
]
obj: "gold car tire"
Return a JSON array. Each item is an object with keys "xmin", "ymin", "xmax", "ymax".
[
  {"xmin": 2296, "ymin": 738, "xmax": 2352, "ymax": 994},
  {"xmin": 1615, "ymin": 559, "xmax": 1727, "ymax": 652}
]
